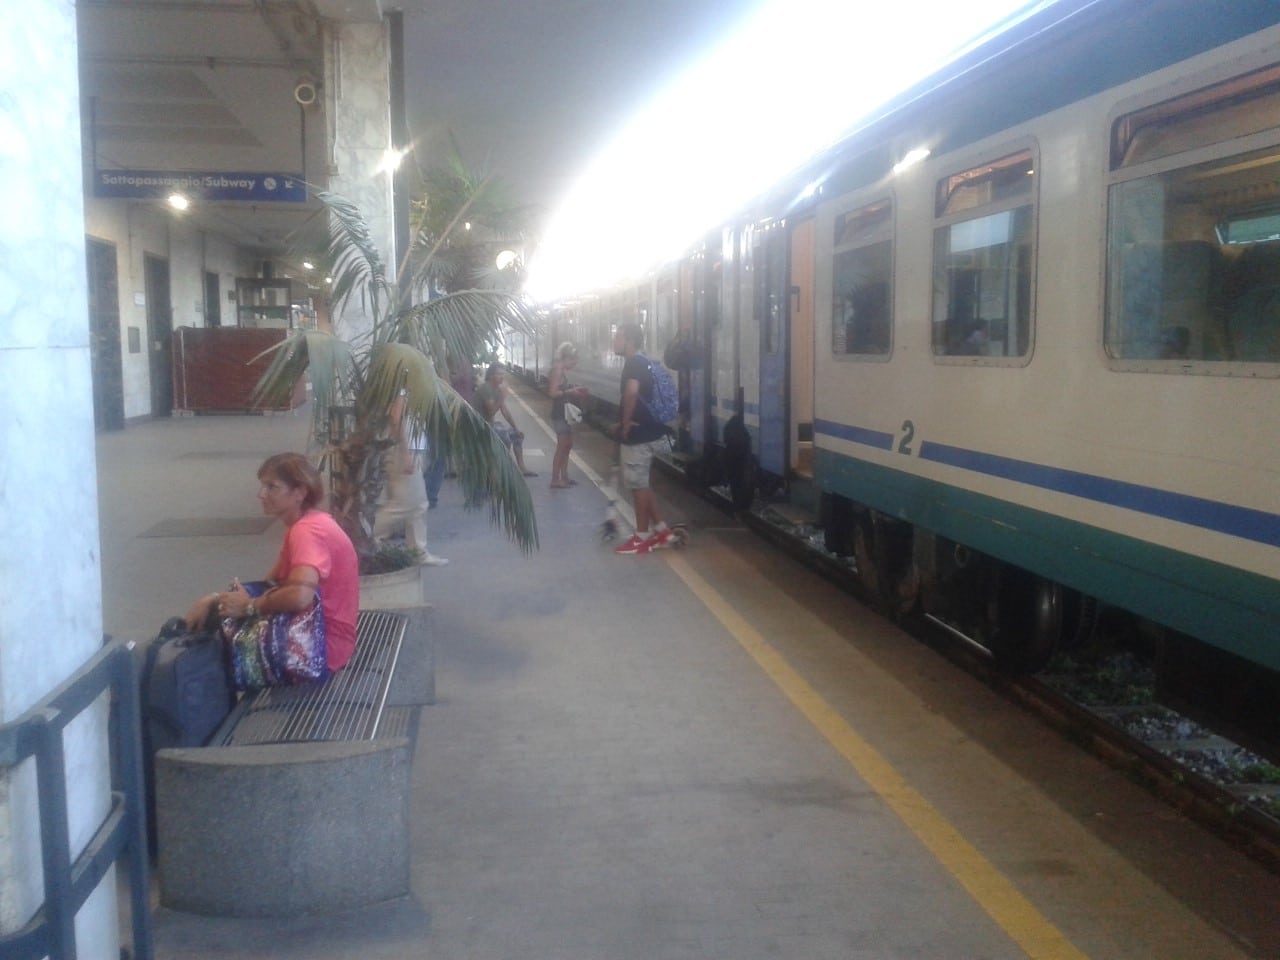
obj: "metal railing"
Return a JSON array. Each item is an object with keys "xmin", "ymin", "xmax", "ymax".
[{"xmin": 0, "ymin": 641, "xmax": 153, "ymax": 960}]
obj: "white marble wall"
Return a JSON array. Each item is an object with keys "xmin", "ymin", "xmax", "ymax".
[
  {"xmin": 325, "ymin": 19, "xmax": 396, "ymax": 341},
  {"xmin": 0, "ymin": 1, "xmax": 119, "ymax": 956}
]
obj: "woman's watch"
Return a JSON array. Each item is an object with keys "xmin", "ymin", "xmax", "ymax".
[{"xmin": 246, "ymin": 600, "xmax": 257, "ymax": 618}]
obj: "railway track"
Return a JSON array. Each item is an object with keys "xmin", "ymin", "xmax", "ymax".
[{"xmin": 737, "ymin": 498, "xmax": 1280, "ymax": 875}]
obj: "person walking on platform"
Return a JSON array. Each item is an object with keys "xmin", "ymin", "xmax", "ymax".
[
  {"xmin": 611, "ymin": 323, "xmax": 675, "ymax": 555},
  {"xmin": 548, "ymin": 341, "xmax": 589, "ymax": 488},
  {"xmin": 422, "ymin": 431, "xmax": 445, "ymax": 509},
  {"xmin": 374, "ymin": 387, "xmax": 449, "ymax": 565},
  {"xmin": 474, "ymin": 362, "xmax": 538, "ymax": 477}
]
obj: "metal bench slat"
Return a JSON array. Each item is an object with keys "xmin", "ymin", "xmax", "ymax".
[{"xmin": 215, "ymin": 610, "xmax": 408, "ymax": 746}]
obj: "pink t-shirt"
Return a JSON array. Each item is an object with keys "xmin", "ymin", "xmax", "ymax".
[{"xmin": 269, "ymin": 510, "xmax": 360, "ymax": 671}]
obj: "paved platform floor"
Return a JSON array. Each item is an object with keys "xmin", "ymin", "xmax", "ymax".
[{"xmin": 96, "ymin": 384, "xmax": 1280, "ymax": 959}]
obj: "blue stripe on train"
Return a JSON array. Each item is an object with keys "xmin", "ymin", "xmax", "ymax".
[
  {"xmin": 815, "ymin": 421, "xmax": 1280, "ymax": 549},
  {"xmin": 815, "ymin": 418, "xmax": 895, "ymax": 451}
]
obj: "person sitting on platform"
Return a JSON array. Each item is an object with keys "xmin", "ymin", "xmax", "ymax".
[
  {"xmin": 183, "ymin": 452, "xmax": 360, "ymax": 672},
  {"xmin": 473, "ymin": 362, "xmax": 537, "ymax": 477}
]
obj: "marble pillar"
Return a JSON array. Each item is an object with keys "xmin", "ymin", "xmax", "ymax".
[
  {"xmin": 324, "ymin": 19, "xmax": 396, "ymax": 341},
  {"xmin": 0, "ymin": 1, "xmax": 119, "ymax": 956}
]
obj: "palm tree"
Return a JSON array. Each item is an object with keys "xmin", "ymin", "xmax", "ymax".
[{"xmin": 253, "ymin": 164, "xmax": 539, "ymax": 558}]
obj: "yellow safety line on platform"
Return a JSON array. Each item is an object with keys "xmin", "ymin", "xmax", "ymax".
[{"xmin": 665, "ymin": 552, "xmax": 1091, "ymax": 960}]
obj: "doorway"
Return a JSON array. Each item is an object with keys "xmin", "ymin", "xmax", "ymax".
[
  {"xmin": 86, "ymin": 238, "xmax": 125, "ymax": 431},
  {"xmin": 789, "ymin": 218, "xmax": 815, "ymax": 478},
  {"xmin": 145, "ymin": 254, "xmax": 172, "ymax": 417},
  {"xmin": 755, "ymin": 226, "xmax": 789, "ymax": 480},
  {"xmin": 204, "ymin": 271, "xmax": 222, "ymax": 327}
]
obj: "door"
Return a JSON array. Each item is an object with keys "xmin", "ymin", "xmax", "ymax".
[
  {"xmin": 688, "ymin": 244, "xmax": 719, "ymax": 458},
  {"xmin": 86, "ymin": 238, "xmax": 125, "ymax": 431},
  {"xmin": 789, "ymin": 218, "xmax": 815, "ymax": 477},
  {"xmin": 205, "ymin": 271, "xmax": 221, "ymax": 327},
  {"xmin": 755, "ymin": 226, "xmax": 789, "ymax": 479},
  {"xmin": 145, "ymin": 254, "xmax": 173, "ymax": 417}
]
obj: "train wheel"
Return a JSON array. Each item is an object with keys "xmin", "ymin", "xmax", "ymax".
[
  {"xmin": 1061, "ymin": 591, "xmax": 1100, "ymax": 651},
  {"xmin": 988, "ymin": 569, "xmax": 1063, "ymax": 673},
  {"xmin": 853, "ymin": 515, "xmax": 883, "ymax": 603},
  {"xmin": 852, "ymin": 511, "xmax": 914, "ymax": 616}
]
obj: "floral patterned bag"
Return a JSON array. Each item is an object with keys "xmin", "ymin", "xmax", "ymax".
[{"xmin": 222, "ymin": 580, "xmax": 328, "ymax": 691}]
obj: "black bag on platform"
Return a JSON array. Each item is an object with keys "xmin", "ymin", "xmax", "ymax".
[
  {"xmin": 139, "ymin": 616, "xmax": 236, "ymax": 850},
  {"xmin": 142, "ymin": 616, "xmax": 235, "ymax": 751}
]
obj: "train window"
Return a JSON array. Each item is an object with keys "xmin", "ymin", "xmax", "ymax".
[
  {"xmin": 1111, "ymin": 65, "xmax": 1280, "ymax": 170},
  {"xmin": 1107, "ymin": 66, "xmax": 1280, "ymax": 368},
  {"xmin": 831, "ymin": 199, "xmax": 892, "ymax": 356},
  {"xmin": 932, "ymin": 150, "xmax": 1035, "ymax": 359}
]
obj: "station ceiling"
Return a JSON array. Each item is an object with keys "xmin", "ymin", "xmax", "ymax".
[{"xmin": 77, "ymin": 0, "xmax": 398, "ymax": 264}]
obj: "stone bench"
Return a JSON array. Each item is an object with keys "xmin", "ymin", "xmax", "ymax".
[{"xmin": 155, "ymin": 606, "xmax": 431, "ymax": 916}]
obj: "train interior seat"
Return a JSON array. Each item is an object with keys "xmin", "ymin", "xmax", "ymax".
[
  {"xmin": 1118, "ymin": 240, "xmax": 1222, "ymax": 359},
  {"xmin": 1159, "ymin": 240, "xmax": 1223, "ymax": 359},
  {"xmin": 1224, "ymin": 242, "xmax": 1280, "ymax": 361}
]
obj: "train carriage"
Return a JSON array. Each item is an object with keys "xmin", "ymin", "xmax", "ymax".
[
  {"xmin": 801, "ymin": 0, "xmax": 1280, "ymax": 743},
  {"xmin": 531, "ymin": 0, "xmax": 1280, "ymax": 751}
]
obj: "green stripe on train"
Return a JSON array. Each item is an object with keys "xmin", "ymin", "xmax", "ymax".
[{"xmin": 816, "ymin": 449, "xmax": 1280, "ymax": 672}]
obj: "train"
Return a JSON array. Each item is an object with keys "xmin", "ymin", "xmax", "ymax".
[{"xmin": 507, "ymin": 0, "xmax": 1280, "ymax": 755}]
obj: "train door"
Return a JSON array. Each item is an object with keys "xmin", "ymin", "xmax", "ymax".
[
  {"xmin": 688, "ymin": 244, "xmax": 719, "ymax": 459},
  {"xmin": 789, "ymin": 218, "xmax": 815, "ymax": 477},
  {"xmin": 713, "ymin": 227, "xmax": 741, "ymax": 444},
  {"xmin": 754, "ymin": 223, "xmax": 789, "ymax": 482}
]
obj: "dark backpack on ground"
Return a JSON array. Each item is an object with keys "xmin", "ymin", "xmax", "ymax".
[
  {"xmin": 638, "ymin": 353, "xmax": 679, "ymax": 425},
  {"xmin": 142, "ymin": 616, "xmax": 235, "ymax": 750},
  {"xmin": 139, "ymin": 616, "xmax": 236, "ymax": 848}
]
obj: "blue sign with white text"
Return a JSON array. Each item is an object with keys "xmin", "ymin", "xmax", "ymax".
[{"xmin": 93, "ymin": 169, "xmax": 307, "ymax": 203}]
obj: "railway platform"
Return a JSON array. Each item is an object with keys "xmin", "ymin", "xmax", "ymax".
[{"xmin": 95, "ymin": 379, "xmax": 1280, "ymax": 960}]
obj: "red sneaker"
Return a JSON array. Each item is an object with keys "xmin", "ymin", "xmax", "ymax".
[
  {"xmin": 644, "ymin": 527, "xmax": 675, "ymax": 550},
  {"xmin": 613, "ymin": 533, "xmax": 651, "ymax": 555}
]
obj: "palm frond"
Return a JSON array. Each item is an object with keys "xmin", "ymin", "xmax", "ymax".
[
  {"xmin": 316, "ymin": 189, "xmax": 395, "ymax": 324},
  {"xmin": 251, "ymin": 329, "xmax": 359, "ymax": 437},
  {"xmin": 387, "ymin": 290, "xmax": 532, "ymax": 366},
  {"xmin": 450, "ymin": 401, "xmax": 539, "ymax": 553},
  {"xmin": 361, "ymin": 342, "xmax": 439, "ymax": 422}
]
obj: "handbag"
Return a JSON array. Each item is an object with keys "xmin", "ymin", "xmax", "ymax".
[
  {"xmin": 221, "ymin": 580, "xmax": 327, "ymax": 691},
  {"xmin": 563, "ymin": 401, "xmax": 583, "ymax": 425}
]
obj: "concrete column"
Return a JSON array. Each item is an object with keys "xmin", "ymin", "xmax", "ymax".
[
  {"xmin": 0, "ymin": 2, "xmax": 119, "ymax": 957},
  {"xmin": 323, "ymin": 19, "xmax": 396, "ymax": 340}
]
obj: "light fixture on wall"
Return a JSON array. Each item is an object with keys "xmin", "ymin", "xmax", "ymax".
[
  {"xmin": 376, "ymin": 147, "xmax": 407, "ymax": 176},
  {"xmin": 167, "ymin": 193, "xmax": 189, "ymax": 211}
]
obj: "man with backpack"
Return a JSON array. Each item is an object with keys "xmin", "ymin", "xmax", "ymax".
[{"xmin": 611, "ymin": 322, "xmax": 677, "ymax": 555}]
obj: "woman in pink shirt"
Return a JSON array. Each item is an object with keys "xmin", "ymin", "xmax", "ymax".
[{"xmin": 185, "ymin": 453, "xmax": 360, "ymax": 672}]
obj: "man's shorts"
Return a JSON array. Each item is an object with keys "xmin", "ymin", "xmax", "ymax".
[
  {"xmin": 493, "ymin": 423, "xmax": 522, "ymax": 448},
  {"xmin": 618, "ymin": 436, "xmax": 670, "ymax": 491}
]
